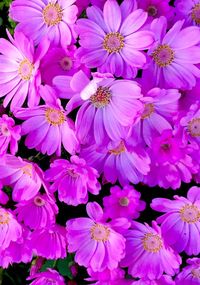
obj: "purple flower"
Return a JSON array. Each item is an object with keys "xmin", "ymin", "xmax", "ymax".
[
  {"xmin": 143, "ymin": 16, "xmax": 200, "ymax": 90},
  {"xmin": 9, "ymin": 0, "xmax": 78, "ymax": 47},
  {"xmin": 151, "ymin": 186, "xmax": 200, "ymax": 255},
  {"xmin": 121, "ymin": 221, "xmax": 181, "ymax": 280},
  {"xmin": 67, "ymin": 202, "xmax": 128, "ymax": 272},
  {"xmin": 86, "ymin": 267, "xmax": 126, "ymax": 285},
  {"xmin": 27, "ymin": 269, "xmax": 65, "ymax": 285},
  {"xmin": 76, "ymin": 0, "xmax": 154, "ymax": 78},
  {"xmin": 15, "ymin": 99, "xmax": 79, "ymax": 156},
  {"xmin": 0, "ymin": 31, "xmax": 49, "ymax": 111},
  {"xmin": 131, "ymin": 275, "xmax": 175, "ymax": 285},
  {"xmin": 103, "ymin": 185, "xmax": 146, "ymax": 220},
  {"xmin": 174, "ymin": 0, "xmax": 200, "ymax": 26},
  {"xmin": 45, "ymin": 155, "xmax": 101, "ymax": 206},
  {"xmin": 15, "ymin": 193, "xmax": 58, "ymax": 230},
  {"xmin": 0, "ymin": 182, "xmax": 9, "ymax": 205},
  {"xmin": 0, "ymin": 155, "xmax": 46, "ymax": 202},
  {"xmin": 0, "ymin": 114, "xmax": 21, "ymax": 156},
  {"xmin": 176, "ymin": 258, "xmax": 200, "ymax": 285}
]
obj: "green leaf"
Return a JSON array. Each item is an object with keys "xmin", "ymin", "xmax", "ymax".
[
  {"xmin": 56, "ymin": 257, "xmax": 73, "ymax": 279},
  {"xmin": 40, "ymin": 260, "xmax": 56, "ymax": 272}
]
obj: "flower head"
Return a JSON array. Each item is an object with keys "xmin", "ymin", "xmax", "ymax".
[
  {"xmin": 176, "ymin": 258, "xmax": 200, "ymax": 285},
  {"xmin": 27, "ymin": 269, "xmax": 65, "ymax": 285}
]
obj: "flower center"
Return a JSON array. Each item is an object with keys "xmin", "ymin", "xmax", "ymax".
[
  {"xmin": 152, "ymin": 44, "xmax": 175, "ymax": 67},
  {"xmin": 180, "ymin": 204, "xmax": 200, "ymax": 223},
  {"xmin": 188, "ymin": 118, "xmax": 200, "ymax": 137},
  {"xmin": 0, "ymin": 210, "xmax": 10, "ymax": 225},
  {"xmin": 34, "ymin": 196, "xmax": 46, "ymax": 207},
  {"xmin": 0, "ymin": 124, "xmax": 10, "ymax": 137},
  {"xmin": 141, "ymin": 103, "xmax": 154, "ymax": 119},
  {"xmin": 142, "ymin": 233, "xmax": 163, "ymax": 253},
  {"xmin": 45, "ymin": 108, "xmax": 65, "ymax": 126},
  {"xmin": 103, "ymin": 32, "xmax": 124, "ymax": 53},
  {"xmin": 147, "ymin": 5, "xmax": 158, "ymax": 17},
  {"xmin": 21, "ymin": 164, "xmax": 33, "ymax": 177},
  {"xmin": 192, "ymin": 268, "xmax": 200, "ymax": 279},
  {"xmin": 42, "ymin": 3, "xmax": 63, "ymax": 26},
  {"xmin": 119, "ymin": 197, "xmax": 130, "ymax": 207},
  {"xmin": 90, "ymin": 223, "xmax": 110, "ymax": 242},
  {"xmin": 59, "ymin": 56, "xmax": 73, "ymax": 71},
  {"xmin": 18, "ymin": 59, "xmax": 34, "ymax": 80},
  {"xmin": 161, "ymin": 143, "xmax": 171, "ymax": 151},
  {"xmin": 90, "ymin": 86, "xmax": 111, "ymax": 108},
  {"xmin": 109, "ymin": 141, "xmax": 126, "ymax": 155},
  {"xmin": 191, "ymin": 3, "xmax": 200, "ymax": 25},
  {"xmin": 67, "ymin": 168, "xmax": 79, "ymax": 178}
]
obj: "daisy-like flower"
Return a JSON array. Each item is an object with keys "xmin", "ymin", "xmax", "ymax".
[
  {"xmin": 9, "ymin": 0, "xmax": 78, "ymax": 47},
  {"xmin": 73, "ymin": 72, "xmax": 144, "ymax": 145},
  {"xmin": 132, "ymin": 275, "xmax": 175, "ymax": 285},
  {"xmin": 0, "ymin": 31, "xmax": 49, "ymax": 111},
  {"xmin": 0, "ymin": 114, "xmax": 21, "ymax": 156},
  {"xmin": 76, "ymin": 0, "xmax": 154, "ymax": 78},
  {"xmin": 103, "ymin": 185, "xmax": 146, "ymax": 220},
  {"xmin": 174, "ymin": 0, "xmax": 200, "ymax": 26},
  {"xmin": 121, "ymin": 221, "xmax": 181, "ymax": 280},
  {"xmin": 151, "ymin": 186, "xmax": 200, "ymax": 255},
  {"xmin": 0, "ymin": 155, "xmax": 45, "ymax": 202},
  {"xmin": 67, "ymin": 202, "xmax": 128, "ymax": 272},
  {"xmin": 15, "ymin": 99, "xmax": 79, "ymax": 156},
  {"xmin": 15, "ymin": 193, "xmax": 58, "ymax": 230},
  {"xmin": 80, "ymin": 139, "xmax": 150, "ymax": 186},
  {"xmin": 143, "ymin": 16, "xmax": 200, "ymax": 90},
  {"xmin": 176, "ymin": 258, "xmax": 200, "ymax": 285},
  {"xmin": 144, "ymin": 129, "xmax": 198, "ymax": 189},
  {"xmin": 45, "ymin": 155, "xmax": 101, "ymax": 206},
  {"xmin": 0, "ymin": 207, "xmax": 22, "ymax": 250},
  {"xmin": 29, "ymin": 224, "xmax": 67, "ymax": 259},
  {"xmin": 27, "ymin": 269, "xmax": 65, "ymax": 285},
  {"xmin": 131, "ymin": 87, "xmax": 181, "ymax": 146}
]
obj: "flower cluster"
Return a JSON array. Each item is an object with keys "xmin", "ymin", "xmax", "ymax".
[{"xmin": 0, "ymin": 0, "xmax": 200, "ymax": 284}]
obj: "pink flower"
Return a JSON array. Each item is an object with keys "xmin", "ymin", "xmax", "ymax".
[
  {"xmin": 15, "ymin": 193, "xmax": 58, "ymax": 230},
  {"xmin": 174, "ymin": 0, "xmax": 200, "ymax": 26},
  {"xmin": 121, "ymin": 221, "xmax": 181, "ymax": 280},
  {"xmin": 45, "ymin": 155, "xmax": 101, "ymax": 206},
  {"xmin": 143, "ymin": 16, "xmax": 200, "ymax": 90},
  {"xmin": 151, "ymin": 186, "xmax": 200, "ymax": 255},
  {"xmin": 131, "ymin": 87, "xmax": 181, "ymax": 146},
  {"xmin": 0, "ymin": 155, "xmax": 46, "ymax": 202},
  {"xmin": 131, "ymin": 275, "xmax": 175, "ymax": 285},
  {"xmin": 29, "ymin": 224, "xmax": 67, "ymax": 259},
  {"xmin": 0, "ymin": 182, "xmax": 9, "ymax": 205},
  {"xmin": 144, "ymin": 130, "xmax": 198, "ymax": 189},
  {"xmin": 176, "ymin": 258, "xmax": 200, "ymax": 285},
  {"xmin": 103, "ymin": 185, "xmax": 146, "ymax": 220},
  {"xmin": 0, "ymin": 31, "xmax": 49, "ymax": 111},
  {"xmin": 0, "ymin": 114, "xmax": 21, "ymax": 156},
  {"xmin": 10, "ymin": 0, "xmax": 78, "ymax": 47},
  {"xmin": 27, "ymin": 269, "xmax": 65, "ymax": 285},
  {"xmin": 80, "ymin": 139, "xmax": 150, "ymax": 185},
  {"xmin": 0, "ymin": 207, "xmax": 22, "ymax": 250},
  {"xmin": 73, "ymin": 72, "xmax": 144, "ymax": 145},
  {"xmin": 67, "ymin": 202, "xmax": 128, "ymax": 272},
  {"xmin": 86, "ymin": 267, "xmax": 126, "ymax": 285},
  {"xmin": 76, "ymin": 0, "xmax": 154, "ymax": 78},
  {"xmin": 15, "ymin": 99, "xmax": 79, "ymax": 156}
]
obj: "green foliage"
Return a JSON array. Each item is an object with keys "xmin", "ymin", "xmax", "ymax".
[{"xmin": 0, "ymin": 0, "xmax": 12, "ymax": 10}]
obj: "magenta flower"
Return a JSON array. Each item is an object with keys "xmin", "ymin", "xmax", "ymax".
[
  {"xmin": 15, "ymin": 193, "xmax": 58, "ymax": 230},
  {"xmin": 15, "ymin": 99, "xmax": 79, "ymax": 156},
  {"xmin": 0, "ymin": 155, "xmax": 45, "ymax": 202},
  {"xmin": 143, "ymin": 16, "xmax": 200, "ymax": 90},
  {"xmin": 74, "ymin": 72, "xmax": 144, "ymax": 145},
  {"xmin": 144, "ymin": 130, "xmax": 198, "ymax": 189},
  {"xmin": 151, "ymin": 186, "xmax": 200, "ymax": 255},
  {"xmin": 45, "ymin": 155, "xmax": 101, "ymax": 206},
  {"xmin": 0, "ymin": 114, "xmax": 21, "ymax": 156},
  {"xmin": 67, "ymin": 202, "xmax": 128, "ymax": 272},
  {"xmin": 76, "ymin": 0, "xmax": 154, "ymax": 78},
  {"xmin": 0, "ymin": 182, "xmax": 9, "ymax": 205},
  {"xmin": 27, "ymin": 269, "xmax": 65, "ymax": 285},
  {"xmin": 103, "ymin": 185, "xmax": 146, "ymax": 220},
  {"xmin": 131, "ymin": 87, "xmax": 181, "ymax": 146},
  {"xmin": 29, "ymin": 224, "xmax": 67, "ymax": 259},
  {"xmin": 0, "ymin": 31, "xmax": 49, "ymax": 111},
  {"xmin": 174, "ymin": 0, "xmax": 200, "ymax": 26},
  {"xmin": 132, "ymin": 275, "xmax": 175, "ymax": 285},
  {"xmin": 176, "ymin": 258, "xmax": 200, "ymax": 285},
  {"xmin": 0, "ymin": 207, "xmax": 22, "ymax": 250},
  {"xmin": 9, "ymin": 0, "xmax": 78, "ymax": 47},
  {"xmin": 80, "ymin": 139, "xmax": 150, "ymax": 185},
  {"xmin": 86, "ymin": 267, "xmax": 126, "ymax": 285},
  {"xmin": 121, "ymin": 221, "xmax": 181, "ymax": 280}
]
